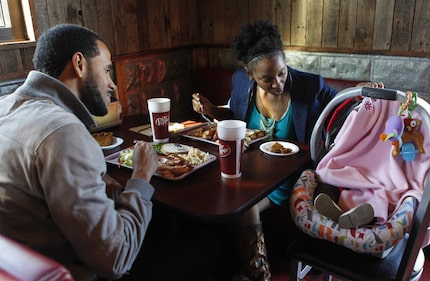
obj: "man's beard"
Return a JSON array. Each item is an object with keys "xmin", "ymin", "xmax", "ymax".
[{"xmin": 81, "ymin": 72, "xmax": 108, "ymax": 116}]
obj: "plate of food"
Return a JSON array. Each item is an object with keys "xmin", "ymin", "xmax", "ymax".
[
  {"xmin": 92, "ymin": 132, "xmax": 124, "ymax": 150},
  {"xmin": 259, "ymin": 141, "xmax": 300, "ymax": 156},
  {"xmin": 105, "ymin": 143, "xmax": 216, "ymax": 180},
  {"xmin": 182, "ymin": 124, "xmax": 268, "ymax": 147}
]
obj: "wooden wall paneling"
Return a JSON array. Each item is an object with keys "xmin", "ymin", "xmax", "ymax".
[
  {"xmin": 246, "ymin": 0, "xmax": 276, "ymax": 23},
  {"xmin": 0, "ymin": 71, "xmax": 27, "ymax": 82},
  {"xmin": 277, "ymin": 0, "xmax": 292, "ymax": 46},
  {"xmin": 19, "ymin": 45, "xmax": 35, "ymax": 71},
  {"xmin": 196, "ymin": 0, "xmax": 215, "ymax": 44},
  {"xmin": 5, "ymin": 0, "xmax": 430, "ymax": 84},
  {"xmin": 411, "ymin": 0, "xmax": 430, "ymax": 53},
  {"xmin": 354, "ymin": 0, "xmax": 375, "ymax": 50},
  {"xmin": 160, "ymin": 0, "xmax": 174, "ymax": 48},
  {"xmin": 30, "ymin": 0, "xmax": 50, "ymax": 37},
  {"xmin": 0, "ymin": 44, "xmax": 34, "ymax": 82},
  {"xmin": 192, "ymin": 47, "xmax": 230, "ymax": 69},
  {"xmin": 338, "ymin": 0, "xmax": 357, "ymax": 49},
  {"xmin": 164, "ymin": 0, "xmax": 183, "ymax": 47},
  {"xmin": 290, "ymin": 0, "xmax": 307, "ymax": 46},
  {"xmin": 45, "ymin": 0, "xmax": 65, "ymax": 26},
  {"xmin": 262, "ymin": 0, "xmax": 278, "ymax": 23},
  {"xmin": 111, "ymin": 0, "xmax": 139, "ymax": 55},
  {"xmin": 95, "ymin": 0, "xmax": 115, "ymax": 55},
  {"xmin": 0, "ymin": 49, "xmax": 22, "ymax": 76},
  {"xmin": 185, "ymin": 0, "xmax": 199, "ymax": 45},
  {"xmin": 63, "ymin": 0, "xmax": 83, "ymax": 25},
  {"xmin": 322, "ymin": 0, "xmax": 340, "ymax": 48},
  {"xmin": 80, "ymin": 0, "xmax": 115, "ymax": 55},
  {"xmin": 139, "ymin": 0, "xmax": 162, "ymax": 50},
  {"xmin": 218, "ymin": 47, "xmax": 238, "ymax": 68},
  {"xmin": 44, "ymin": 0, "xmax": 82, "ymax": 26},
  {"xmin": 219, "ymin": 0, "xmax": 239, "ymax": 45},
  {"xmin": 236, "ymin": 0, "xmax": 250, "ymax": 34},
  {"xmin": 391, "ymin": 0, "xmax": 415, "ymax": 51},
  {"xmin": 208, "ymin": 47, "xmax": 222, "ymax": 67},
  {"xmin": 177, "ymin": 0, "xmax": 198, "ymax": 46},
  {"xmin": 209, "ymin": 0, "xmax": 226, "ymax": 44},
  {"xmin": 80, "ymin": 0, "xmax": 98, "ymax": 31},
  {"xmin": 192, "ymin": 48, "xmax": 210, "ymax": 69},
  {"xmin": 305, "ymin": 0, "xmax": 323, "ymax": 47},
  {"xmin": 372, "ymin": 0, "xmax": 394, "ymax": 50},
  {"xmin": 248, "ymin": 0, "xmax": 264, "ymax": 23}
]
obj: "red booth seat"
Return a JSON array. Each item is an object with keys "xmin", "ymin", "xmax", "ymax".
[{"xmin": 0, "ymin": 234, "xmax": 74, "ymax": 281}]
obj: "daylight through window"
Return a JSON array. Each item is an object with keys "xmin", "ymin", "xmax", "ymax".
[{"xmin": 0, "ymin": 0, "xmax": 34, "ymax": 43}]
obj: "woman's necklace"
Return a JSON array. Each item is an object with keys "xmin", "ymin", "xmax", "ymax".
[
  {"xmin": 256, "ymin": 87, "xmax": 290, "ymax": 135},
  {"xmin": 260, "ymin": 113, "xmax": 276, "ymax": 133}
]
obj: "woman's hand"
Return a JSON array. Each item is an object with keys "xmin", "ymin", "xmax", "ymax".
[
  {"xmin": 356, "ymin": 81, "xmax": 385, "ymax": 88},
  {"xmin": 192, "ymin": 92, "xmax": 234, "ymax": 120},
  {"xmin": 131, "ymin": 141, "xmax": 158, "ymax": 182},
  {"xmin": 192, "ymin": 93, "xmax": 213, "ymax": 115}
]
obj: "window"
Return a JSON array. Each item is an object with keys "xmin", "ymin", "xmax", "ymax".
[{"xmin": 0, "ymin": 0, "xmax": 34, "ymax": 43}]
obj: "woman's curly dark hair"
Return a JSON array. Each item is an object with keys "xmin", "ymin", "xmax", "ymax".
[
  {"xmin": 33, "ymin": 24, "xmax": 104, "ymax": 78},
  {"xmin": 232, "ymin": 20, "xmax": 283, "ymax": 65}
]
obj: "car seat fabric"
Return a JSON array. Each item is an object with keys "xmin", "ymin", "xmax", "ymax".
[
  {"xmin": 290, "ymin": 96, "xmax": 430, "ymax": 257},
  {"xmin": 317, "ymin": 97, "xmax": 430, "ymax": 223},
  {"xmin": 290, "ymin": 169, "xmax": 416, "ymax": 257}
]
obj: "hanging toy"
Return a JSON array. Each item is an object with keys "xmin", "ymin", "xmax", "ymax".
[
  {"xmin": 379, "ymin": 115, "xmax": 404, "ymax": 156},
  {"xmin": 379, "ymin": 91, "xmax": 424, "ymax": 161},
  {"xmin": 401, "ymin": 117, "xmax": 425, "ymax": 156}
]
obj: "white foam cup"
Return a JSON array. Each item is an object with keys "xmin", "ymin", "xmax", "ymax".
[
  {"xmin": 147, "ymin": 98, "xmax": 170, "ymax": 143},
  {"xmin": 217, "ymin": 120, "xmax": 246, "ymax": 179}
]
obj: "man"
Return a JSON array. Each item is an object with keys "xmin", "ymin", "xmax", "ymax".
[{"xmin": 0, "ymin": 24, "xmax": 158, "ymax": 280}]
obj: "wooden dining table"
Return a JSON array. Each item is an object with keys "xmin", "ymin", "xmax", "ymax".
[{"xmin": 103, "ymin": 115, "xmax": 311, "ymax": 223}]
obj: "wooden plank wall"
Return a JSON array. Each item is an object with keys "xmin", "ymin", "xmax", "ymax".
[
  {"xmin": 1, "ymin": 0, "xmax": 430, "ymax": 79},
  {"xmin": 193, "ymin": 0, "xmax": 430, "ymax": 68}
]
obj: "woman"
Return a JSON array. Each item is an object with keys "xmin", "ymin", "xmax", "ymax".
[{"xmin": 192, "ymin": 20, "xmax": 378, "ymax": 281}]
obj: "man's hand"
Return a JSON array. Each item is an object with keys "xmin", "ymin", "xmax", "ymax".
[{"xmin": 131, "ymin": 141, "xmax": 158, "ymax": 182}]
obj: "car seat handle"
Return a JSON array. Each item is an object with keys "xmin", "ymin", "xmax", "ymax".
[{"xmin": 362, "ymin": 86, "xmax": 397, "ymax": 100}]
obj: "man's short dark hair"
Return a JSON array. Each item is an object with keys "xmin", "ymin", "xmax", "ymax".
[{"xmin": 33, "ymin": 24, "xmax": 105, "ymax": 78}]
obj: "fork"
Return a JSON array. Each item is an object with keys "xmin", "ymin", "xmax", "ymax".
[
  {"xmin": 201, "ymin": 112, "xmax": 214, "ymax": 124},
  {"xmin": 200, "ymin": 105, "xmax": 216, "ymax": 127}
]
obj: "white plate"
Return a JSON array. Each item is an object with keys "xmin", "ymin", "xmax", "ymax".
[
  {"xmin": 158, "ymin": 143, "xmax": 192, "ymax": 154},
  {"xmin": 259, "ymin": 141, "xmax": 300, "ymax": 156},
  {"xmin": 101, "ymin": 137, "xmax": 124, "ymax": 150}
]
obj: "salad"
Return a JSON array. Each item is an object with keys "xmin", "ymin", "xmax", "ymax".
[{"xmin": 118, "ymin": 148, "xmax": 134, "ymax": 167}]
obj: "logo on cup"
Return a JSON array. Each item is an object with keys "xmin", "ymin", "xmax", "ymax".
[
  {"xmin": 155, "ymin": 115, "xmax": 169, "ymax": 126},
  {"xmin": 219, "ymin": 143, "xmax": 231, "ymax": 157}
]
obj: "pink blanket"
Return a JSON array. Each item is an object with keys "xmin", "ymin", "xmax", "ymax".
[{"xmin": 316, "ymin": 97, "xmax": 430, "ymax": 224}]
